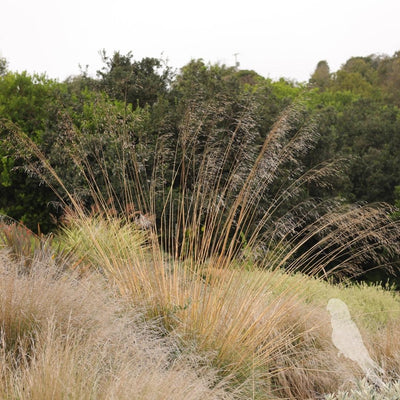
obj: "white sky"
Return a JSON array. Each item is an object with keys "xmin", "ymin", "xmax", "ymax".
[{"xmin": 1, "ymin": 0, "xmax": 400, "ymax": 82}]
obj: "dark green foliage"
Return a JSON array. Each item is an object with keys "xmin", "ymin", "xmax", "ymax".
[
  {"xmin": 340, "ymin": 102, "xmax": 400, "ymax": 203},
  {"xmin": 307, "ymin": 51, "xmax": 400, "ymax": 205},
  {"xmin": 97, "ymin": 50, "xmax": 172, "ymax": 108},
  {"xmin": 0, "ymin": 73, "xmax": 63, "ymax": 232},
  {"xmin": 310, "ymin": 60, "xmax": 331, "ymax": 90},
  {"xmin": 1, "ymin": 49, "xmax": 400, "ymax": 280}
]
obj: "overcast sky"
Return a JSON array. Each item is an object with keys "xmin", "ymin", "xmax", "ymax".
[{"xmin": 1, "ymin": 0, "xmax": 400, "ymax": 82}]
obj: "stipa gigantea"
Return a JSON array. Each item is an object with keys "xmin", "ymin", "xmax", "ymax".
[{"xmin": 4, "ymin": 93, "xmax": 400, "ymax": 398}]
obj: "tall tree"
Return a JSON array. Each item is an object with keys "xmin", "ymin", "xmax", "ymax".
[
  {"xmin": 0, "ymin": 72, "xmax": 62, "ymax": 230},
  {"xmin": 97, "ymin": 50, "xmax": 172, "ymax": 108},
  {"xmin": 310, "ymin": 60, "xmax": 331, "ymax": 90}
]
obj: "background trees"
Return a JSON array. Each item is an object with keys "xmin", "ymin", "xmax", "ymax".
[
  {"xmin": 307, "ymin": 52, "xmax": 400, "ymax": 206},
  {"xmin": 1, "ymin": 50, "xmax": 399, "ymax": 245},
  {"xmin": 0, "ymin": 72, "xmax": 64, "ymax": 230},
  {"xmin": 310, "ymin": 60, "xmax": 331, "ymax": 90},
  {"xmin": 96, "ymin": 50, "xmax": 172, "ymax": 108}
]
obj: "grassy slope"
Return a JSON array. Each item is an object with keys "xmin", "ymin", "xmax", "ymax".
[{"xmin": 1, "ymin": 218, "xmax": 399, "ymax": 399}]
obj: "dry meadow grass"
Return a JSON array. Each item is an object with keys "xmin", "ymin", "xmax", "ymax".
[{"xmin": 0, "ymin": 248, "xmax": 236, "ymax": 400}]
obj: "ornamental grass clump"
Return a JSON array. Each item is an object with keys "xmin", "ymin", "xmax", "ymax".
[
  {"xmin": 0, "ymin": 248, "xmax": 236, "ymax": 400},
  {"xmin": 7, "ymin": 94, "xmax": 400, "ymax": 398}
]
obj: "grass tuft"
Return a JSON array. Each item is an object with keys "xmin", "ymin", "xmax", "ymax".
[{"xmin": 5, "ymin": 98, "xmax": 400, "ymax": 398}]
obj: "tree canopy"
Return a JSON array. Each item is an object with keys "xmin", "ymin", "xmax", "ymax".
[{"xmin": 1, "ymin": 51, "xmax": 399, "ymax": 277}]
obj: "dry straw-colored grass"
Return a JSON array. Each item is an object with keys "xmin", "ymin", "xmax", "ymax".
[{"xmin": 0, "ymin": 249, "xmax": 236, "ymax": 400}]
